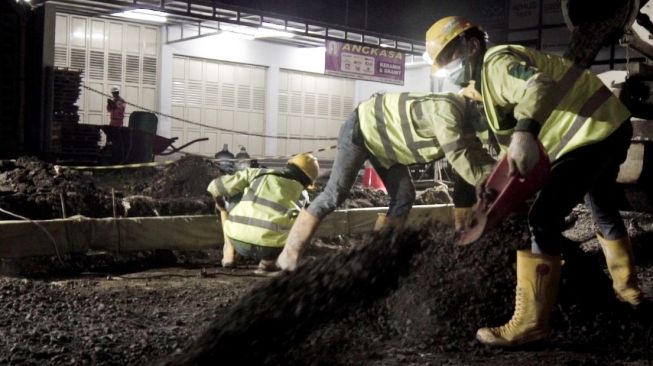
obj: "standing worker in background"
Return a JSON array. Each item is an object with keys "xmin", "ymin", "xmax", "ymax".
[
  {"xmin": 276, "ymin": 92, "xmax": 498, "ymax": 271},
  {"xmin": 106, "ymin": 86, "xmax": 126, "ymax": 127},
  {"xmin": 207, "ymin": 153, "xmax": 318, "ymax": 272},
  {"xmin": 425, "ymin": 16, "xmax": 642, "ymax": 347}
]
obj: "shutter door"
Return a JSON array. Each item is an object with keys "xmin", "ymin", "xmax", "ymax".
[
  {"xmin": 171, "ymin": 55, "xmax": 267, "ymax": 157},
  {"xmin": 54, "ymin": 14, "xmax": 160, "ymax": 127},
  {"xmin": 278, "ymin": 70, "xmax": 353, "ymax": 159}
]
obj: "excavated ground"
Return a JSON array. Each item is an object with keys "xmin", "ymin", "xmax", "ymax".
[{"xmin": 1, "ymin": 156, "xmax": 652, "ymax": 365}]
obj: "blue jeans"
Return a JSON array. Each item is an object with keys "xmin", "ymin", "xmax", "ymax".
[
  {"xmin": 231, "ymin": 238, "xmax": 282, "ymax": 261},
  {"xmin": 530, "ymin": 120, "xmax": 632, "ymax": 255},
  {"xmin": 307, "ymin": 110, "xmax": 415, "ymax": 219}
]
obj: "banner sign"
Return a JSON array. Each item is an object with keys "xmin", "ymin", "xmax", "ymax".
[{"xmin": 325, "ymin": 40, "xmax": 405, "ymax": 85}]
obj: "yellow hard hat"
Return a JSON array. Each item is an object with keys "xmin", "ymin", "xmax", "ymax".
[
  {"xmin": 425, "ymin": 16, "xmax": 478, "ymax": 75},
  {"xmin": 288, "ymin": 153, "xmax": 319, "ymax": 184}
]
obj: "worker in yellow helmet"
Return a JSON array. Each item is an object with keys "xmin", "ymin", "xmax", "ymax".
[
  {"xmin": 207, "ymin": 153, "xmax": 318, "ymax": 273},
  {"xmin": 425, "ymin": 16, "xmax": 642, "ymax": 347},
  {"xmin": 275, "ymin": 91, "xmax": 497, "ymax": 271}
]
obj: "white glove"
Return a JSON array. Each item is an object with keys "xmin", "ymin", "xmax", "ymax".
[{"xmin": 507, "ymin": 131, "xmax": 540, "ymax": 177}]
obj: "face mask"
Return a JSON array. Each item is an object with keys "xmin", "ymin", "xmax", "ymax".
[
  {"xmin": 443, "ymin": 58, "xmax": 466, "ymax": 86},
  {"xmin": 442, "ymin": 40, "xmax": 472, "ymax": 87}
]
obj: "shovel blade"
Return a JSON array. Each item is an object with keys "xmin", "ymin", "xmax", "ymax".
[{"xmin": 455, "ymin": 209, "xmax": 488, "ymax": 245}]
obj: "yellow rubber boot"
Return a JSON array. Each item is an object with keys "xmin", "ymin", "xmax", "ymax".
[
  {"xmin": 276, "ymin": 209, "xmax": 321, "ymax": 271},
  {"xmin": 219, "ymin": 210, "xmax": 236, "ymax": 268},
  {"xmin": 453, "ymin": 207, "xmax": 474, "ymax": 231},
  {"xmin": 373, "ymin": 213, "xmax": 405, "ymax": 232},
  {"xmin": 476, "ymin": 250, "xmax": 561, "ymax": 346},
  {"xmin": 597, "ymin": 233, "xmax": 643, "ymax": 306}
]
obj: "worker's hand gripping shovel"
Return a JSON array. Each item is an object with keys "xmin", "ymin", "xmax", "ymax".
[{"xmin": 455, "ymin": 141, "xmax": 550, "ymax": 245}]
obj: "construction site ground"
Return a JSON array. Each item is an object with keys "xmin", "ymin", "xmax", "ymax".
[{"xmin": 1, "ymin": 156, "xmax": 653, "ymax": 365}]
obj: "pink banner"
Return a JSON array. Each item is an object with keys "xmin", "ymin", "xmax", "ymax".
[{"xmin": 324, "ymin": 40, "xmax": 405, "ymax": 85}]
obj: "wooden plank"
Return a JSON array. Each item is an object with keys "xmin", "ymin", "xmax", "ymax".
[{"xmin": 0, "ymin": 205, "xmax": 453, "ymax": 258}]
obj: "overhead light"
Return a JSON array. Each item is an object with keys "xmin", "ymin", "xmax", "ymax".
[
  {"xmin": 255, "ymin": 28, "xmax": 294, "ymax": 39},
  {"xmin": 112, "ymin": 9, "xmax": 168, "ymax": 23}
]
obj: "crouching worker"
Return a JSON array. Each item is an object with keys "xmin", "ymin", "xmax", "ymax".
[
  {"xmin": 207, "ymin": 153, "xmax": 319, "ymax": 273},
  {"xmin": 276, "ymin": 92, "xmax": 497, "ymax": 271}
]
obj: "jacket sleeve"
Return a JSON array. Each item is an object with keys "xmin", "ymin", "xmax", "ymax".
[
  {"xmin": 208, "ymin": 168, "xmax": 265, "ymax": 198},
  {"xmin": 484, "ymin": 52, "xmax": 558, "ymax": 135},
  {"xmin": 433, "ymin": 102, "xmax": 496, "ymax": 186}
]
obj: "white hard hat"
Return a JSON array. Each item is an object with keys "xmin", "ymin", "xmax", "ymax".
[{"xmin": 111, "ymin": 86, "xmax": 120, "ymax": 93}]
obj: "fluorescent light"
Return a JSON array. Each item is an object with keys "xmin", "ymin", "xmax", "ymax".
[
  {"xmin": 113, "ymin": 9, "xmax": 168, "ymax": 23},
  {"xmin": 255, "ymin": 28, "xmax": 294, "ymax": 39}
]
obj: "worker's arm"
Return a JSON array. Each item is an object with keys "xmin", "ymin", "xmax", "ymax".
[
  {"xmin": 115, "ymin": 98, "xmax": 126, "ymax": 113},
  {"xmin": 432, "ymin": 101, "xmax": 496, "ymax": 186},
  {"xmin": 483, "ymin": 52, "xmax": 558, "ymax": 136},
  {"xmin": 206, "ymin": 168, "xmax": 266, "ymax": 199}
]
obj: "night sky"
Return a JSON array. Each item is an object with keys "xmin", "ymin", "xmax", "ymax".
[{"xmin": 213, "ymin": 0, "xmax": 510, "ymax": 42}]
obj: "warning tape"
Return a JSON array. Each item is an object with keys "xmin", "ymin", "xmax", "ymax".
[
  {"xmin": 83, "ymin": 84, "xmax": 339, "ymax": 141},
  {"xmin": 61, "ymin": 145, "xmax": 338, "ymax": 170},
  {"xmin": 59, "ymin": 160, "xmax": 177, "ymax": 170}
]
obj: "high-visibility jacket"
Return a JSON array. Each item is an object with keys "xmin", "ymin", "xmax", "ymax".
[
  {"xmin": 210, "ymin": 168, "xmax": 308, "ymax": 248},
  {"xmin": 480, "ymin": 45, "xmax": 631, "ymax": 161},
  {"xmin": 357, "ymin": 92, "xmax": 495, "ymax": 186}
]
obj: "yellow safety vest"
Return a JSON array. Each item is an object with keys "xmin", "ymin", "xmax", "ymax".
[
  {"xmin": 357, "ymin": 92, "xmax": 495, "ymax": 185},
  {"xmin": 214, "ymin": 168, "xmax": 307, "ymax": 248},
  {"xmin": 481, "ymin": 45, "xmax": 631, "ymax": 161}
]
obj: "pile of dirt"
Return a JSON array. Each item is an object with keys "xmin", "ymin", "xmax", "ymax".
[
  {"xmin": 142, "ymin": 156, "xmax": 222, "ymax": 199},
  {"xmin": 168, "ymin": 208, "xmax": 653, "ymax": 365},
  {"xmin": 339, "ymin": 186, "xmax": 390, "ymax": 208},
  {"xmin": 0, "ymin": 157, "xmax": 116, "ymax": 220},
  {"xmin": 0, "ymin": 156, "xmax": 221, "ymax": 220},
  {"xmin": 414, "ymin": 183, "xmax": 452, "ymax": 205}
]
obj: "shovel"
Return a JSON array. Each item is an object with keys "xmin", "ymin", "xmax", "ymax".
[{"xmin": 455, "ymin": 142, "xmax": 550, "ymax": 245}]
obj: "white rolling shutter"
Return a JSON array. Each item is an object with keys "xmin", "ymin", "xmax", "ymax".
[
  {"xmin": 54, "ymin": 13, "xmax": 160, "ymax": 126},
  {"xmin": 278, "ymin": 70, "xmax": 353, "ymax": 159},
  {"xmin": 170, "ymin": 55, "xmax": 267, "ymax": 157}
]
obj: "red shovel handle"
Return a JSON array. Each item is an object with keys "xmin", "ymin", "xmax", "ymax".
[{"xmin": 456, "ymin": 141, "xmax": 550, "ymax": 245}]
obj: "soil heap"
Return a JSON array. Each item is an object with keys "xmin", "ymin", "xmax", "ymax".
[
  {"xmin": 0, "ymin": 157, "xmax": 115, "ymax": 219},
  {"xmin": 167, "ymin": 210, "xmax": 653, "ymax": 365}
]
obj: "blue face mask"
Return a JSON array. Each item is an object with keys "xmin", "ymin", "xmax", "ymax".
[
  {"xmin": 442, "ymin": 40, "xmax": 472, "ymax": 86},
  {"xmin": 443, "ymin": 58, "xmax": 465, "ymax": 86}
]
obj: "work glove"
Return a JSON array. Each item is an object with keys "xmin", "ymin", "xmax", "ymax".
[{"xmin": 507, "ymin": 131, "xmax": 540, "ymax": 177}]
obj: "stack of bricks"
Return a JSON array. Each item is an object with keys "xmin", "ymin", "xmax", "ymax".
[{"xmin": 51, "ymin": 67, "xmax": 100, "ymax": 163}]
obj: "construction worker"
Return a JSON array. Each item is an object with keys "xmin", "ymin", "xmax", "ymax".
[
  {"xmin": 207, "ymin": 153, "xmax": 318, "ymax": 272},
  {"xmin": 275, "ymin": 92, "xmax": 497, "ymax": 271},
  {"xmin": 425, "ymin": 16, "xmax": 642, "ymax": 347},
  {"xmin": 106, "ymin": 86, "xmax": 126, "ymax": 127}
]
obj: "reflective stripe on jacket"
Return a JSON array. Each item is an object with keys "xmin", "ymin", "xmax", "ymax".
[
  {"xmin": 480, "ymin": 45, "xmax": 631, "ymax": 161},
  {"xmin": 357, "ymin": 92, "xmax": 495, "ymax": 186},
  {"xmin": 214, "ymin": 168, "xmax": 307, "ymax": 248}
]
